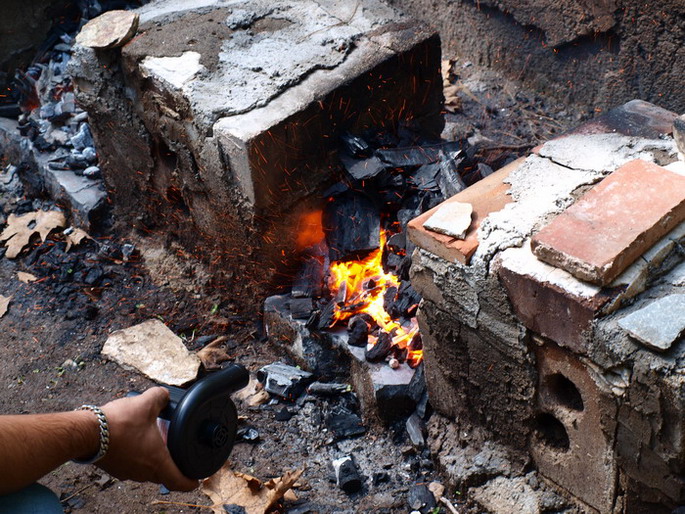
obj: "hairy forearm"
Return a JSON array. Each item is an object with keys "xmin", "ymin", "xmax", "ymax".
[{"xmin": 0, "ymin": 411, "xmax": 99, "ymax": 494}]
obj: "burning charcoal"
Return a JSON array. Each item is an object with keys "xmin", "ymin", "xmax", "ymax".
[
  {"xmin": 383, "ymin": 286, "xmax": 398, "ymax": 315},
  {"xmin": 316, "ymin": 298, "xmax": 337, "ymax": 330},
  {"xmin": 365, "ymin": 332, "xmax": 392, "ymax": 363},
  {"xmin": 327, "ymin": 408, "xmax": 366, "ymax": 439},
  {"xmin": 292, "ymin": 256, "xmax": 324, "ymax": 298},
  {"xmin": 340, "ymin": 132, "xmax": 371, "ymax": 158},
  {"xmin": 437, "ymin": 150, "xmax": 466, "ymax": 198},
  {"xmin": 307, "ymin": 382, "xmax": 349, "ymax": 395},
  {"xmin": 410, "ymin": 162, "xmax": 441, "ymax": 191},
  {"xmin": 256, "ymin": 362, "xmax": 313, "ymax": 400},
  {"xmin": 332, "ymin": 456, "xmax": 363, "ymax": 494},
  {"xmin": 289, "ymin": 298, "xmax": 314, "ymax": 319},
  {"xmin": 236, "ymin": 426, "xmax": 260, "ymax": 443},
  {"xmin": 323, "ymin": 191, "xmax": 380, "ymax": 262},
  {"xmin": 407, "ymin": 484, "xmax": 437, "ymax": 513},
  {"xmin": 406, "ymin": 414, "xmax": 425, "ymax": 448},
  {"xmin": 375, "ymin": 141, "xmax": 460, "ymax": 167},
  {"xmin": 389, "ymin": 281, "xmax": 421, "ymax": 318},
  {"xmin": 347, "ymin": 316, "xmax": 369, "ymax": 347},
  {"xmin": 408, "ymin": 333, "xmax": 423, "ymax": 353},
  {"xmin": 383, "ymin": 252, "xmax": 403, "ymax": 273},
  {"xmin": 340, "ymin": 154, "xmax": 385, "ymax": 181}
]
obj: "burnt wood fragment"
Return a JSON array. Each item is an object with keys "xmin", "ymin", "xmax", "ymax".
[
  {"xmin": 437, "ymin": 150, "xmax": 466, "ymax": 198},
  {"xmin": 376, "ymin": 141, "xmax": 460, "ymax": 167},
  {"xmin": 411, "ymin": 162, "xmax": 441, "ymax": 191},
  {"xmin": 340, "ymin": 132, "xmax": 371, "ymax": 158},
  {"xmin": 292, "ymin": 256, "xmax": 324, "ymax": 298},
  {"xmin": 307, "ymin": 382, "xmax": 349, "ymax": 395},
  {"xmin": 256, "ymin": 362, "xmax": 313, "ymax": 400},
  {"xmin": 327, "ymin": 408, "xmax": 366, "ymax": 439},
  {"xmin": 333, "ymin": 456, "xmax": 363, "ymax": 493},
  {"xmin": 339, "ymin": 154, "xmax": 385, "ymax": 180},
  {"xmin": 365, "ymin": 332, "xmax": 392, "ymax": 362},
  {"xmin": 323, "ymin": 191, "xmax": 380, "ymax": 262},
  {"xmin": 390, "ymin": 281, "xmax": 421, "ymax": 318},
  {"xmin": 289, "ymin": 297, "xmax": 314, "ymax": 319}
]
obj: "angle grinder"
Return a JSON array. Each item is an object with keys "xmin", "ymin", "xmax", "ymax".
[{"xmin": 128, "ymin": 363, "xmax": 249, "ymax": 479}]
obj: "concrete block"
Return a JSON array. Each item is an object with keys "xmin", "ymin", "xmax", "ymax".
[
  {"xmin": 531, "ymin": 160, "xmax": 685, "ymax": 286},
  {"xmin": 531, "ymin": 342, "xmax": 618, "ymax": 513}
]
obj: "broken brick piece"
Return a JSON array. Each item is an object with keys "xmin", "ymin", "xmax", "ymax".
[{"xmin": 531, "ymin": 159, "xmax": 685, "ymax": 286}]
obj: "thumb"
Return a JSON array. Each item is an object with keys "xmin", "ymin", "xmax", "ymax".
[{"xmin": 141, "ymin": 387, "xmax": 170, "ymax": 418}]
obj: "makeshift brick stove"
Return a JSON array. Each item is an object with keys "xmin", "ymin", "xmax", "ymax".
[
  {"xmin": 66, "ymin": 0, "xmax": 443, "ymax": 310},
  {"xmin": 408, "ymin": 100, "xmax": 685, "ymax": 512}
]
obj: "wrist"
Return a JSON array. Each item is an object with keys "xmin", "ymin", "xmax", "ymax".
[{"xmin": 72, "ymin": 405, "xmax": 110, "ymax": 464}]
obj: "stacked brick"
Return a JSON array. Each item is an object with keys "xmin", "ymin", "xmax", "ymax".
[{"xmin": 408, "ymin": 100, "xmax": 685, "ymax": 512}]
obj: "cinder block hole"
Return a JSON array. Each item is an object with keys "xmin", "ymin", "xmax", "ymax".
[
  {"xmin": 546, "ymin": 373, "xmax": 584, "ymax": 411},
  {"xmin": 534, "ymin": 413, "xmax": 570, "ymax": 451}
]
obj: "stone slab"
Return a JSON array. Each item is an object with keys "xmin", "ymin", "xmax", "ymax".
[
  {"xmin": 423, "ymin": 201, "xmax": 472, "ymax": 239},
  {"xmin": 102, "ymin": 319, "xmax": 201, "ymax": 385},
  {"xmin": 532, "ymin": 159, "xmax": 685, "ymax": 286},
  {"xmin": 407, "ymin": 157, "xmax": 523, "ymax": 264},
  {"xmin": 75, "ymin": 10, "xmax": 139, "ymax": 49},
  {"xmin": 618, "ymin": 294, "xmax": 685, "ymax": 351}
]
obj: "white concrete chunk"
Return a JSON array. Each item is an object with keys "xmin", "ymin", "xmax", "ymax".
[
  {"xmin": 141, "ymin": 52, "xmax": 204, "ymax": 90},
  {"xmin": 618, "ymin": 294, "xmax": 685, "ymax": 351},
  {"xmin": 102, "ymin": 319, "xmax": 201, "ymax": 385},
  {"xmin": 424, "ymin": 201, "xmax": 473, "ymax": 239}
]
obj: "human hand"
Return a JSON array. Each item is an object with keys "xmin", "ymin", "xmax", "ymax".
[{"xmin": 96, "ymin": 387, "xmax": 198, "ymax": 491}]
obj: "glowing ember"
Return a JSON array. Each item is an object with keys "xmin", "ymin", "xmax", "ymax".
[{"xmin": 328, "ymin": 231, "xmax": 422, "ymax": 366}]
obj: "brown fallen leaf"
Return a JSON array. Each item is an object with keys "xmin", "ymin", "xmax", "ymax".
[
  {"xmin": 201, "ymin": 464, "xmax": 303, "ymax": 514},
  {"xmin": 196, "ymin": 336, "xmax": 233, "ymax": 370},
  {"xmin": 0, "ymin": 210, "xmax": 66, "ymax": 259},
  {"xmin": 65, "ymin": 228, "xmax": 92, "ymax": 252},
  {"xmin": 17, "ymin": 272, "xmax": 38, "ymax": 283},
  {"xmin": 0, "ymin": 295, "xmax": 11, "ymax": 318}
]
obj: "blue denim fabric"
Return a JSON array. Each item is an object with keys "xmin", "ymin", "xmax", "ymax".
[{"xmin": 0, "ymin": 484, "xmax": 63, "ymax": 513}]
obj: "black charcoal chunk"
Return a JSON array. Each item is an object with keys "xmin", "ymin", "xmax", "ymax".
[
  {"xmin": 289, "ymin": 298, "xmax": 314, "ymax": 319},
  {"xmin": 347, "ymin": 316, "xmax": 369, "ymax": 347},
  {"xmin": 376, "ymin": 141, "xmax": 460, "ymax": 167},
  {"xmin": 408, "ymin": 484, "xmax": 436, "ymax": 512},
  {"xmin": 340, "ymin": 154, "xmax": 385, "ymax": 180},
  {"xmin": 323, "ymin": 192, "xmax": 380, "ymax": 262},
  {"xmin": 437, "ymin": 150, "xmax": 466, "ymax": 198},
  {"xmin": 327, "ymin": 408, "xmax": 366, "ymax": 439},
  {"xmin": 256, "ymin": 362, "xmax": 313, "ymax": 400},
  {"xmin": 307, "ymin": 382, "xmax": 349, "ymax": 395},
  {"xmin": 365, "ymin": 332, "xmax": 392, "ymax": 362},
  {"xmin": 406, "ymin": 414, "xmax": 425, "ymax": 447},
  {"xmin": 340, "ymin": 132, "xmax": 371, "ymax": 158},
  {"xmin": 292, "ymin": 256, "xmax": 324, "ymax": 298},
  {"xmin": 333, "ymin": 456, "xmax": 363, "ymax": 493}
]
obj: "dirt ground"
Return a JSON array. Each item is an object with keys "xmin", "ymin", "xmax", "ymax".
[{"xmin": 0, "ymin": 58, "xmax": 579, "ymax": 513}]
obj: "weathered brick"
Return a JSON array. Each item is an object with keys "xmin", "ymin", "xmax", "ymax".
[
  {"xmin": 407, "ymin": 158, "xmax": 523, "ymax": 264},
  {"xmin": 531, "ymin": 341, "xmax": 618, "ymax": 513},
  {"xmin": 531, "ymin": 159, "xmax": 685, "ymax": 286}
]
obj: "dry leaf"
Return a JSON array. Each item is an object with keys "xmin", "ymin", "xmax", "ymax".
[
  {"xmin": 0, "ymin": 210, "xmax": 66, "ymax": 259},
  {"xmin": 17, "ymin": 272, "xmax": 38, "ymax": 283},
  {"xmin": 233, "ymin": 376, "xmax": 270, "ymax": 407},
  {"xmin": 196, "ymin": 336, "xmax": 233, "ymax": 370},
  {"xmin": 0, "ymin": 295, "xmax": 11, "ymax": 318},
  {"xmin": 201, "ymin": 464, "xmax": 303, "ymax": 514},
  {"xmin": 65, "ymin": 228, "xmax": 91, "ymax": 252}
]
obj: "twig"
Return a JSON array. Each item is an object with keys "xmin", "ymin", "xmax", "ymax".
[
  {"xmin": 440, "ymin": 496, "xmax": 460, "ymax": 514},
  {"xmin": 60, "ymin": 483, "xmax": 95, "ymax": 503},
  {"xmin": 151, "ymin": 499, "xmax": 215, "ymax": 509}
]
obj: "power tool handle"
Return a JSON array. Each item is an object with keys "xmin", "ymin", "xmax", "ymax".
[{"xmin": 125, "ymin": 385, "xmax": 185, "ymax": 420}]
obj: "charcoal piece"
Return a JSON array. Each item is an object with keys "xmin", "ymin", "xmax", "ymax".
[
  {"xmin": 256, "ymin": 362, "xmax": 313, "ymax": 400},
  {"xmin": 236, "ymin": 426, "xmax": 260, "ymax": 443},
  {"xmin": 339, "ymin": 154, "xmax": 385, "ymax": 180},
  {"xmin": 365, "ymin": 332, "xmax": 392, "ymax": 362},
  {"xmin": 397, "ymin": 255, "xmax": 412, "ymax": 281},
  {"xmin": 340, "ymin": 132, "xmax": 371, "ymax": 158},
  {"xmin": 322, "ymin": 181, "xmax": 350, "ymax": 198},
  {"xmin": 332, "ymin": 456, "xmax": 363, "ymax": 493},
  {"xmin": 411, "ymin": 162, "xmax": 441, "ymax": 191},
  {"xmin": 383, "ymin": 286, "xmax": 398, "ymax": 315},
  {"xmin": 383, "ymin": 252, "xmax": 403, "ymax": 273},
  {"xmin": 418, "ymin": 191, "xmax": 444, "ymax": 213},
  {"xmin": 376, "ymin": 141, "xmax": 461, "ymax": 167},
  {"xmin": 406, "ymin": 414, "xmax": 425, "ymax": 447},
  {"xmin": 327, "ymin": 411, "xmax": 366, "ymax": 439},
  {"xmin": 478, "ymin": 162, "xmax": 494, "ymax": 178},
  {"xmin": 391, "ymin": 281, "xmax": 421, "ymax": 318},
  {"xmin": 316, "ymin": 298, "xmax": 337, "ymax": 330},
  {"xmin": 391, "ymin": 345, "xmax": 408, "ymax": 362},
  {"xmin": 437, "ymin": 151, "xmax": 466, "ymax": 199},
  {"xmin": 408, "ymin": 484, "xmax": 437, "ymax": 512},
  {"xmin": 323, "ymin": 192, "xmax": 380, "ymax": 262},
  {"xmin": 307, "ymin": 382, "xmax": 349, "ymax": 395},
  {"xmin": 386, "ymin": 232, "xmax": 406, "ymax": 253},
  {"xmin": 397, "ymin": 207, "xmax": 421, "ymax": 229},
  {"xmin": 416, "ymin": 391, "xmax": 430, "ymax": 419},
  {"xmin": 408, "ymin": 333, "xmax": 423, "ymax": 352},
  {"xmin": 347, "ymin": 316, "xmax": 369, "ymax": 347},
  {"xmin": 70, "ymin": 123, "xmax": 94, "ymax": 151},
  {"xmin": 372, "ymin": 472, "xmax": 390, "ymax": 486},
  {"xmin": 275, "ymin": 406, "xmax": 294, "ymax": 421},
  {"xmin": 292, "ymin": 256, "xmax": 324, "ymax": 298},
  {"xmin": 223, "ymin": 505, "xmax": 247, "ymax": 514},
  {"xmin": 289, "ymin": 298, "xmax": 314, "ymax": 319}
]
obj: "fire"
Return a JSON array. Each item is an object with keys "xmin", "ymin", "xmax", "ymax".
[{"xmin": 328, "ymin": 231, "xmax": 422, "ymax": 367}]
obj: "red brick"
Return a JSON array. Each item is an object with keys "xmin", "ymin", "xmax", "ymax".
[
  {"xmin": 407, "ymin": 157, "xmax": 524, "ymax": 264},
  {"xmin": 531, "ymin": 159, "xmax": 685, "ymax": 286}
]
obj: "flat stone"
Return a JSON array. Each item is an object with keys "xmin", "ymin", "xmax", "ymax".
[
  {"xmin": 423, "ymin": 201, "xmax": 473, "ymax": 239},
  {"xmin": 532, "ymin": 160, "xmax": 685, "ymax": 286},
  {"xmin": 102, "ymin": 319, "xmax": 201, "ymax": 385},
  {"xmin": 618, "ymin": 294, "xmax": 685, "ymax": 351},
  {"xmin": 75, "ymin": 10, "xmax": 139, "ymax": 49}
]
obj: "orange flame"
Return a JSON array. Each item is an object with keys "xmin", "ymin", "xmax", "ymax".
[{"xmin": 328, "ymin": 231, "xmax": 422, "ymax": 366}]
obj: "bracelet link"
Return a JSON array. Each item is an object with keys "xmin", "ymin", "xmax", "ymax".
[{"xmin": 72, "ymin": 404, "xmax": 110, "ymax": 464}]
